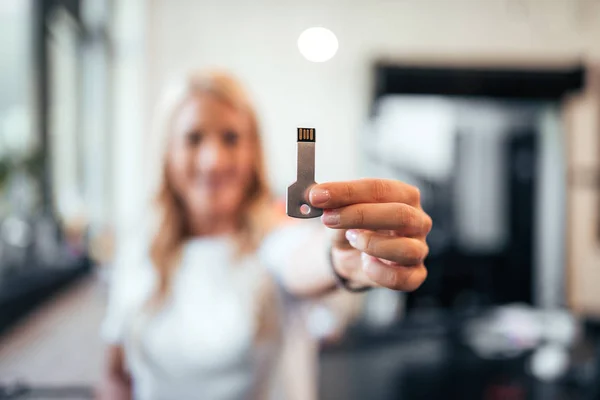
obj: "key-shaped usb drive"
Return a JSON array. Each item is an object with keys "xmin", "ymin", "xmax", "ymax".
[{"xmin": 287, "ymin": 127, "xmax": 323, "ymax": 218}]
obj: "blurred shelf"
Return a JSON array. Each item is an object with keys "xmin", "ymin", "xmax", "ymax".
[{"xmin": 0, "ymin": 258, "xmax": 92, "ymax": 335}]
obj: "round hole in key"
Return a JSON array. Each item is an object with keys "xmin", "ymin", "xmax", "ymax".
[{"xmin": 300, "ymin": 204, "xmax": 311, "ymax": 215}]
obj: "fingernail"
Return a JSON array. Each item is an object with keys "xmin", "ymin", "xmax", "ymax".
[
  {"xmin": 322, "ymin": 211, "xmax": 340, "ymax": 226},
  {"xmin": 310, "ymin": 188, "xmax": 330, "ymax": 206},
  {"xmin": 345, "ymin": 229, "xmax": 358, "ymax": 245}
]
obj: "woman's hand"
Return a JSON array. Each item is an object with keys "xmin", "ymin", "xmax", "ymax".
[{"xmin": 309, "ymin": 179, "xmax": 432, "ymax": 292}]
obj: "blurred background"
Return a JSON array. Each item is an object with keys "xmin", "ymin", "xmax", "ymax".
[{"xmin": 2, "ymin": 0, "xmax": 600, "ymax": 398}]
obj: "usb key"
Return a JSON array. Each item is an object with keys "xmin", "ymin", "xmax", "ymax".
[{"xmin": 286, "ymin": 127, "xmax": 323, "ymax": 219}]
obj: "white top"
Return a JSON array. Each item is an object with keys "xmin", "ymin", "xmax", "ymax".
[{"xmin": 101, "ymin": 223, "xmax": 327, "ymax": 400}]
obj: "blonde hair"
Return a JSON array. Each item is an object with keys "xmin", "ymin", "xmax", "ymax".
[{"xmin": 146, "ymin": 69, "xmax": 279, "ymax": 340}]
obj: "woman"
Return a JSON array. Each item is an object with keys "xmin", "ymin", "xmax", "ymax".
[{"xmin": 99, "ymin": 70, "xmax": 431, "ymax": 400}]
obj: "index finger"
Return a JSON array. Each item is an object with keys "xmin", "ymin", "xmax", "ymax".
[{"xmin": 309, "ymin": 178, "xmax": 420, "ymax": 209}]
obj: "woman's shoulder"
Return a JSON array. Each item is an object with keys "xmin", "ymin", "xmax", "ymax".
[
  {"xmin": 101, "ymin": 229, "xmax": 155, "ymax": 343},
  {"xmin": 111, "ymin": 206, "xmax": 162, "ymax": 269},
  {"xmin": 259, "ymin": 215, "xmax": 323, "ymax": 267},
  {"xmin": 108, "ymin": 228, "xmax": 156, "ymax": 287}
]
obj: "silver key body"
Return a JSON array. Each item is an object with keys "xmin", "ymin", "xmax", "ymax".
[{"xmin": 287, "ymin": 128, "xmax": 323, "ymax": 219}]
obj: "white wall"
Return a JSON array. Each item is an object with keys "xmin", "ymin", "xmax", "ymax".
[
  {"xmin": 0, "ymin": 0, "xmax": 35, "ymax": 159},
  {"xmin": 141, "ymin": 0, "xmax": 600, "ymax": 198},
  {"xmin": 0, "ymin": 0, "xmax": 32, "ymax": 113},
  {"xmin": 111, "ymin": 0, "xmax": 148, "ymax": 236}
]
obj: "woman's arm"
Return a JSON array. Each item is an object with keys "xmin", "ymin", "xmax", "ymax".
[{"xmin": 96, "ymin": 345, "xmax": 132, "ymax": 400}]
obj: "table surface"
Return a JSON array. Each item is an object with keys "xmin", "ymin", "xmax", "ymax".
[{"xmin": 319, "ymin": 317, "xmax": 600, "ymax": 400}]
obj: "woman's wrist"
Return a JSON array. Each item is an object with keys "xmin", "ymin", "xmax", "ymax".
[{"xmin": 328, "ymin": 246, "xmax": 372, "ymax": 293}]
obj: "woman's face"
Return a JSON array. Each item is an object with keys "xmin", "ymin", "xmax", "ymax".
[{"xmin": 167, "ymin": 94, "xmax": 256, "ymax": 223}]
